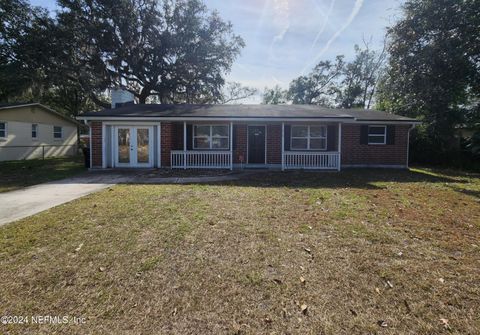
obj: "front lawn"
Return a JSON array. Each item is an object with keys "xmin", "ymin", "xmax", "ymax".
[
  {"xmin": 0, "ymin": 168, "xmax": 479, "ymax": 334},
  {"xmin": 0, "ymin": 156, "xmax": 86, "ymax": 193}
]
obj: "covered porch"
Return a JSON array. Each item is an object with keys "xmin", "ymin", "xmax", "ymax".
[{"xmin": 169, "ymin": 121, "xmax": 341, "ymax": 171}]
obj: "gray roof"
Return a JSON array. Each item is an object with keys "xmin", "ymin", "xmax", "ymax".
[{"xmin": 80, "ymin": 104, "xmax": 418, "ymax": 122}]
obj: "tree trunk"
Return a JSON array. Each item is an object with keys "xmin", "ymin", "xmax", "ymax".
[{"xmin": 139, "ymin": 87, "xmax": 150, "ymax": 104}]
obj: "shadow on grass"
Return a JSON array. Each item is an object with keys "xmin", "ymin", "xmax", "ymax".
[{"xmin": 222, "ymin": 168, "xmax": 470, "ymax": 190}]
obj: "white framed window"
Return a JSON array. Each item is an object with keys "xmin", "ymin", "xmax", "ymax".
[
  {"xmin": 32, "ymin": 124, "xmax": 38, "ymax": 139},
  {"xmin": 368, "ymin": 125, "xmax": 387, "ymax": 145},
  {"xmin": 193, "ymin": 125, "xmax": 229, "ymax": 150},
  {"xmin": 53, "ymin": 126, "xmax": 63, "ymax": 139},
  {"xmin": 0, "ymin": 122, "xmax": 6, "ymax": 139},
  {"xmin": 291, "ymin": 125, "xmax": 327, "ymax": 150}
]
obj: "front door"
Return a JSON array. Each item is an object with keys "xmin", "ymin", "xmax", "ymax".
[
  {"xmin": 115, "ymin": 126, "xmax": 153, "ymax": 168},
  {"xmin": 248, "ymin": 125, "xmax": 266, "ymax": 164}
]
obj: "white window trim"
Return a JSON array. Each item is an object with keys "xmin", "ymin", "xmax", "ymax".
[
  {"xmin": 193, "ymin": 124, "xmax": 229, "ymax": 150},
  {"xmin": 53, "ymin": 126, "xmax": 63, "ymax": 140},
  {"xmin": 290, "ymin": 125, "xmax": 327, "ymax": 151},
  {"xmin": 368, "ymin": 125, "xmax": 387, "ymax": 145},
  {"xmin": 0, "ymin": 121, "xmax": 7, "ymax": 139},
  {"xmin": 32, "ymin": 124, "xmax": 38, "ymax": 140}
]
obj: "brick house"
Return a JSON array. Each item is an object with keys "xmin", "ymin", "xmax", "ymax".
[{"xmin": 77, "ymin": 104, "xmax": 419, "ymax": 170}]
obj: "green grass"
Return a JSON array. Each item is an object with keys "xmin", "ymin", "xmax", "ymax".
[
  {"xmin": 0, "ymin": 156, "xmax": 86, "ymax": 193},
  {"xmin": 0, "ymin": 168, "xmax": 479, "ymax": 334}
]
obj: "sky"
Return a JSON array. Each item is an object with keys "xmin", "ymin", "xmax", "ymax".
[{"xmin": 30, "ymin": 0, "xmax": 405, "ymax": 102}]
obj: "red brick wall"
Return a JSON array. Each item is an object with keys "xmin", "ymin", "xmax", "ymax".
[
  {"xmin": 233, "ymin": 124, "xmax": 247, "ymax": 164},
  {"xmin": 341, "ymin": 124, "xmax": 410, "ymax": 167},
  {"xmin": 267, "ymin": 124, "xmax": 282, "ymax": 164},
  {"xmin": 161, "ymin": 122, "xmax": 173, "ymax": 167},
  {"xmin": 91, "ymin": 121, "xmax": 102, "ymax": 168}
]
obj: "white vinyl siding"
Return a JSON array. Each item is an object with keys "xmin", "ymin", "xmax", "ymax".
[
  {"xmin": 368, "ymin": 125, "xmax": 386, "ymax": 145},
  {"xmin": 193, "ymin": 125, "xmax": 229, "ymax": 150},
  {"xmin": 291, "ymin": 125, "xmax": 327, "ymax": 150}
]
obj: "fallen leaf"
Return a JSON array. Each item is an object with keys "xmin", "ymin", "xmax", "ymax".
[
  {"xmin": 404, "ymin": 300, "xmax": 411, "ymax": 314},
  {"xmin": 377, "ymin": 320, "xmax": 388, "ymax": 328},
  {"xmin": 440, "ymin": 318, "xmax": 450, "ymax": 329}
]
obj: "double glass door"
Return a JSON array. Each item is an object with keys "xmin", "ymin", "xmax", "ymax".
[{"xmin": 115, "ymin": 126, "xmax": 153, "ymax": 168}]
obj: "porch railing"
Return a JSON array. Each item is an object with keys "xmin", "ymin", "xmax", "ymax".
[
  {"xmin": 283, "ymin": 151, "xmax": 340, "ymax": 170},
  {"xmin": 171, "ymin": 150, "xmax": 232, "ymax": 169}
]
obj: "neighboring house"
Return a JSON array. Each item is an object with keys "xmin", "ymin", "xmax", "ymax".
[
  {"xmin": 78, "ymin": 103, "xmax": 420, "ymax": 170},
  {"xmin": 0, "ymin": 103, "xmax": 79, "ymax": 162}
]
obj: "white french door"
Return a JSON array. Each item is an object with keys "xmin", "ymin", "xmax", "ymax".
[{"xmin": 114, "ymin": 126, "xmax": 154, "ymax": 168}]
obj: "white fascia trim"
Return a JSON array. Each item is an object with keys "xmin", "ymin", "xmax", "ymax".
[
  {"xmin": 346, "ymin": 120, "xmax": 422, "ymax": 125},
  {"xmin": 77, "ymin": 116, "xmax": 421, "ymax": 125},
  {"xmin": 77, "ymin": 116, "xmax": 354, "ymax": 123}
]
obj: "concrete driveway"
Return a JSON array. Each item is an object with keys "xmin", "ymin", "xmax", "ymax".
[
  {"xmin": 0, "ymin": 170, "xmax": 242, "ymax": 227},
  {"xmin": 0, "ymin": 172, "xmax": 135, "ymax": 226}
]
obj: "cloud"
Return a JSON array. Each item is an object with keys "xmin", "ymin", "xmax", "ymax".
[
  {"xmin": 271, "ymin": 0, "xmax": 291, "ymax": 43},
  {"xmin": 302, "ymin": 0, "xmax": 364, "ymax": 74},
  {"xmin": 309, "ymin": 0, "xmax": 337, "ymax": 51}
]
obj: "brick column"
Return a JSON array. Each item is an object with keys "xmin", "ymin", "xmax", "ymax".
[
  {"xmin": 233, "ymin": 124, "xmax": 247, "ymax": 164},
  {"xmin": 161, "ymin": 122, "xmax": 173, "ymax": 167},
  {"xmin": 267, "ymin": 124, "xmax": 282, "ymax": 165},
  {"xmin": 91, "ymin": 121, "xmax": 103, "ymax": 168}
]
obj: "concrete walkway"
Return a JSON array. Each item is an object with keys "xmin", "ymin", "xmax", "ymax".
[{"xmin": 0, "ymin": 171, "xmax": 242, "ymax": 227}]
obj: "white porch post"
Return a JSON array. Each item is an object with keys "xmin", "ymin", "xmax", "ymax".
[
  {"xmin": 281, "ymin": 122, "xmax": 285, "ymax": 171},
  {"xmin": 337, "ymin": 122, "xmax": 342, "ymax": 171},
  {"xmin": 230, "ymin": 122, "xmax": 233, "ymax": 170},
  {"xmin": 183, "ymin": 121, "xmax": 187, "ymax": 169}
]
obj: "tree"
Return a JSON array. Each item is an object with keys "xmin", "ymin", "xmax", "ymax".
[
  {"xmin": 0, "ymin": 0, "xmax": 53, "ymax": 101},
  {"xmin": 220, "ymin": 82, "xmax": 257, "ymax": 104},
  {"xmin": 262, "ymin": 85, "xmax": 287, "ymax": 104},
  {"xmin": 337, "ymin": 42, "xmax": 386, "ymax": 109},
  {"xmin": 287, "ymin": 56, "xmax": 344, "ymax": 106},
  {"xmin": 56, "ymin": 0, "xmax": 245, "ymax": 105},
  {"xmin": 376, "ymin": 0, "xmax": 480, "ymax": 163}
]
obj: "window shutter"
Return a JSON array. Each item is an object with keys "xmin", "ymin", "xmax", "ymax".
[
  {"xmin": 327, "ymin": 125, "xmax": 336, "ymax": 151},
  {"xmin": 284, "ymin": 125, "xmax": 291, "ymax": 150},
  {"xmin": 360, "ymin": 125, "xmax": 368, "ymax": 144},
  {"xmin": 186, "ymin": 124, "xmax": 193, "ymax": 150},
  {"xmin": 232, "ymin": 125, "xmax": 237, "ymax": 150},
  {"xmin": 386, "ymin": 125, "xmax": 395, "ymax": 145}
]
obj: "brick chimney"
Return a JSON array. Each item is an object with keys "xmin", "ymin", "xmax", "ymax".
[{"xmin": 111, "ymin": 88, "xmax": 135, "ymax": 108}]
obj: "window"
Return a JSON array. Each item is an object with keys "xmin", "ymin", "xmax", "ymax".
[
  {"xmin": 53, "ymin": 126, "xmax": 63, "ymax": 139},
  {"xmin": 32, "ymin": 124, "xmax": 38, "ymax": 139},
  {"xmin": 368, "ymin": 125, "xmax": 386, "ymax": 144},
  {"xmin": 193, "ymin": 125, "xmax": 229, "ymax": 150},
  {"xmin": 291, "ymin": 125, "xmax": 327, "ymax": 150},
  {"xmin": 0, "ymin": 122, "xmax": 6, "ymax": 139}
]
